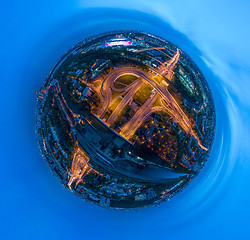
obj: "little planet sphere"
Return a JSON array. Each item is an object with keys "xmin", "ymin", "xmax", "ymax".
[{"xmin": 36, "ymin": 31, "xmax": 215, "ymax": 209}]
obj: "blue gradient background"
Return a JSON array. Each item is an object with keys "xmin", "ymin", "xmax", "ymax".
[{"xmin": 1, "ymin": 1, "xmax": 250, "ymax": 239}]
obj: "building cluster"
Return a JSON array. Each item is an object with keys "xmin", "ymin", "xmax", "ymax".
[{"xmin": 35, "ymin": 31, "xmax": 215, "ymax": 209}]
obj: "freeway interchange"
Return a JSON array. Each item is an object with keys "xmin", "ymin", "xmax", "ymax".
[
  {"xmin": 36, "ymin": 30, "xmax": 216, "ymax": 208},
  {"xmin": 93, "ymin": 66, "xmax": 208, "ymax": 151}
]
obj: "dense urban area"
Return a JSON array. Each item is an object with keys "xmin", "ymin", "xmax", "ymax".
[{"xmin": 36, "ymin": 31, "xmax": 215, "ymax": 209}]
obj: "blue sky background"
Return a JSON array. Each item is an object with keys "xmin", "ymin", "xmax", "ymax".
[{"xmin": 1, "ymin": 1, "xmax": 250, "ymax": 239}]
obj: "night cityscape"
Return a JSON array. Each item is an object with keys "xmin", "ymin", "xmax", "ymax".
[
  {"xmin": 36, "ymin": 31, "xmax": 215, "ymax": 209},
  {"xmin": 3, "ymin": 0, "xmax": 250, "ymax": 238}
]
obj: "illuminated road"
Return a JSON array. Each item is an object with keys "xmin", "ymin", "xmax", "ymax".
[
  {"xmin": 120, "ymin": 91, "xmax": 158, "ymax": 138},
  {"xmin": 99, "ymin": 78, "xmax": 113, "ymax": 118},
  {"xmin": 98, "ymin": 73, "xmax": 141, "ymax": 118},
  {"xmin": 68, "ymin": 148, "xmax": 91, "ymax": 190},
  {"xmin": 134, "ymin": 47, "xmax": 165, "ymax": 52},
  {"xmin": 99, "ymin": 66, "xmax": 208, "ymax": 151},
  {"xmin": 106, "ymin": 79, "xmax": 144, "ymax": 125},
  {"xmin": 53, "ymin": 74, "xmax": 192, "ymax": 185},
  {"xmin": 159, "ymin": 49, "xmax": 180, "ymax": 80}
]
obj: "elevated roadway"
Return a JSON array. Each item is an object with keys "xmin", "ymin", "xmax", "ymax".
[{"xmin": 100, "ymin": 66, "xmax": 208, "ymax": 150}]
